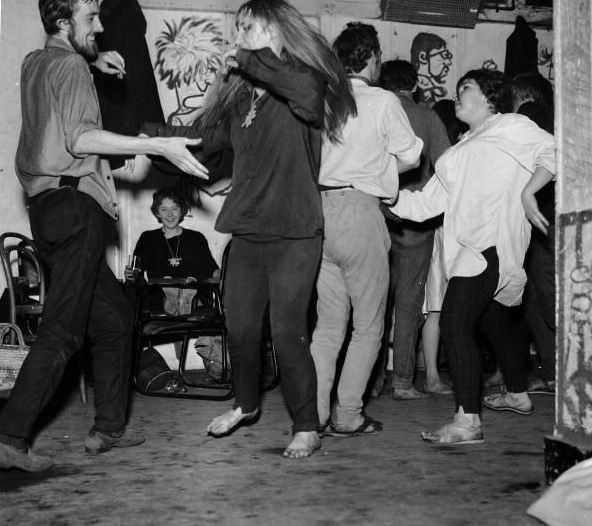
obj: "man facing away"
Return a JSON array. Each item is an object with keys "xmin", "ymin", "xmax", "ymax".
[
  {"xmin": 310, "ymin": 23, "xmax": 422, "ymax": 436},
  {"xmin": 373, "ymin": 59, "xmax": 451, "ymax": 400},
  {"xmin": 0, "ymin": 0, "xmax": 207, "ymax": 473}
]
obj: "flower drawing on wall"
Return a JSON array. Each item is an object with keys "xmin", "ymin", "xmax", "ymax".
[
  {"xmin": 410, "ymin": 32, "xmax": 453, "ymax": 105},
  {"xmin": 155, "ymin": 17, "xmax": 224, "ymax": 126}
]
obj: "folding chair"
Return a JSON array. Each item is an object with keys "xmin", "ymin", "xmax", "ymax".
[
  {"xmin": 131, "ymin": 240, "xmax": 279, "ymax": 400},
  {"xmin": 0, "ymin": 232, "xmax": 87, "ymax": 403}
]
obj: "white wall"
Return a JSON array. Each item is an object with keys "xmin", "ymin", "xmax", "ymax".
[{"xmin": 0, "ymin": 1, "xmax": 46, "ymax": 293}]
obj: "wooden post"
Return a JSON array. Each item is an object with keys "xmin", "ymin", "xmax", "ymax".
[{"xmin": 548, "ymin": 0, "xmax": 592, "ymax": 483}]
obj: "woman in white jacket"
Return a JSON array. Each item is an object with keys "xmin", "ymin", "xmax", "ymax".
[{"xmin": 389, "ymin": 69, "xmax": 555, "ymax": 444}]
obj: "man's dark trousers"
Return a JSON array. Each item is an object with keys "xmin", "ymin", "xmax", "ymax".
[{"xmin": 0, "ymin": 187, "xmax": 133, "ymax": 440}]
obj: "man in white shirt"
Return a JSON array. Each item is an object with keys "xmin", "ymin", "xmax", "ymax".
[{"xmin": 310, "ymin": 22, "xmax": 422, "ymax": 436}]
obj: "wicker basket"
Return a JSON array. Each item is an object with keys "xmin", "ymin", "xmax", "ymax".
[{"xmin": 0, "ymin": 323, "xmax": 30, "ymax": 390}]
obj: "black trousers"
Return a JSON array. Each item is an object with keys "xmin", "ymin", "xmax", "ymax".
[
  {"xmin": 223, "ymin": 235, "xmax": 321, "ymax": 434},
  {"xmin": 524, "ymin": 226, "xmax": 555, "ymax": 382},
  {"xmin": 0, "ymin": 188, "xmax": 132, "ymax": 439},
  {"xmin": 440, "ymin": 247, "xmax": 528, "ymax": 414}
]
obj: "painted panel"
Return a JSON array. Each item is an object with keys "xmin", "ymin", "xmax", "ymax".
[{"xmin": 557, "ymin": 211, "xmax": 592, "ymax": 445}]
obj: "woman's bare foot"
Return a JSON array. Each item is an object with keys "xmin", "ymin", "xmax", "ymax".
[
  {"xmin": 282, "ymin": 431, "xmax": 321, "ymax": 459},
  {"xmin": 206, "ymin": 407, "xmax": 258, "ymax": 436}
]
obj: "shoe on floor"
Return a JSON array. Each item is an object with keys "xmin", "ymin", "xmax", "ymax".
[
  {"xmin": 324, "ymin": 415, "xmax": 383, "ymax": 437},
  {"xmin": 85, "ymin": 428, "xmax": 145, "ymax": 455},
  {"xmin": 370, "ymin": 378, "xmax": 383, "ymax": 398},
  {"xmin": 392, "ymin": 386, "xmax": 432, "ymax": 400},
  {"xmin": 527, "ymin": 378, "xmax": 556, "ymax": 395},
  {"xmin": 482, "ymin": 392, "xmax": 534, "ymax": 415},
  {"xmin": 0, "ymin": 441, "xmax": 53, "ymax": 472},
  {"xmin": 421, "ymin": 423, "xmax": 484, "ymax": 445},
  {"xmin": 423, "ymin": 381, "xmax": 453, "ymax": 396}
]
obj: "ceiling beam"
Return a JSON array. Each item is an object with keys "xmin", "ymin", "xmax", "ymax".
[{"xmin": 138, "ymin": 0, "xmax": 381, "ymax": 18}]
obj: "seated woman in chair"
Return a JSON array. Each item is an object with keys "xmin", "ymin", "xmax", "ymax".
[
  {"xmin": 125, "ymin": 187, "xmax": 219, "ymax": 288},
  {"xmin": 126, "ymin": 187, "xmax": 222, "ymax": 377}
]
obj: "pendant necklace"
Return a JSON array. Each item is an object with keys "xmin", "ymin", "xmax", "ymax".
[
  {"xmin": 242, "ymin": 88, "xmax": 261, "ymax": 128},
  {"xmin": 165, "ymin": 232, "xmax": 182, "ymax": 267}
]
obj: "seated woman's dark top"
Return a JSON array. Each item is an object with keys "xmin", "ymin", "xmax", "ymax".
[{"xmin": 134, "ymin": 228, "xmax": 218, "ymax": 280}]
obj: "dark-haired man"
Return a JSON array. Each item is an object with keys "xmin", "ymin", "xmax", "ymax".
[
  {"xmin": 310, "ymin": 23, "xmax": 422, "ymax": 436},
  {"xmin": 0, "ymin": 0, "xmax": 207, "ymax": 472},
  {"xmin": 374, "ymin": 60, "xmax": 451, "ymax": 400},
  {"xmin": 511, "ymin": 72, "xmax": 556, "ymax": 396}
]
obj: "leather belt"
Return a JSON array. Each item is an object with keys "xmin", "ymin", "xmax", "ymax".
[{"xmin": 29, "ymin": 176, "xmax": 80, "ymax": 205}]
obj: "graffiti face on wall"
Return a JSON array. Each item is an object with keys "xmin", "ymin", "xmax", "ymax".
[
  {"xmin": 154, "ymin": 17, "xmax": 225, "ymax": 126},
  {"xmin": 410, "ymin": 32, "xmax": 453, "ymax": 104}
]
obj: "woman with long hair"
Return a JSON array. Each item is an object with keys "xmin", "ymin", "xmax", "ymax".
[{"xmin": 144, "ymin": 0, "xmax": 355, "ymax": 459}]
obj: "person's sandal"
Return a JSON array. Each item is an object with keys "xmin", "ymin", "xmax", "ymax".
[
  {"xmin": 421, "ymin": 423, "xmax": 484, "ymax": 445},
  {"xmin": 482, "ymin": 392, "xmax": 534, "ymax": 415},
  {"xmin": 324, "ymin": 415, "xmax": 383, "ymax": 437}
]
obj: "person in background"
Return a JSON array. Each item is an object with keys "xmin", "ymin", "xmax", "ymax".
[
  {"xmin": 124, "ymin": 187, "xmax": 220, "ymax": 369},
  {"xmin": 142, "ymin": 0, "xmax": 356, "ymax": 459},
  {"xmin": 371, "ymin": 59, "xmax": 450, "ymax": 401},
  {"xmin": 0, "ymin": 0, "xmax": 207, "ymax": 473},
  {"xmin": 310, "ymin": 25, "xmax": 422, "ymax": 437},
  {"xmin": 419, "ymin": 99, "xmax": 467, "ymax": 396},
  {"xmin": 125, "ymin": 187, "xmax": 219, "ymax": 285},
  {"xmin": 511, "ymin": 72, "xmax": 556, "ymax": 396},
  {"xmin": 387, "ymin": 69, "xmax": 554, "ymax": 444}
]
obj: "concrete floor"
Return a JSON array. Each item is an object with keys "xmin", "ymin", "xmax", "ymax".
[{"xmin": 0, "ymin": 378, "xmax": 553, "ymax": 526}]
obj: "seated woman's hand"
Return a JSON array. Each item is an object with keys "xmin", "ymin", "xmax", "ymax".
[{"xmin": 124, "ymin": 265, "xmax": 140, "ymax": 282}]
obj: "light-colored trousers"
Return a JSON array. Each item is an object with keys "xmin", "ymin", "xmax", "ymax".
[{"xmin": 310, "ymin": 189, "xmax": 390, "ymax": 428}]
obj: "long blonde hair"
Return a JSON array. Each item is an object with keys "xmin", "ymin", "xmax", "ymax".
[{"xmin": 200, "ymin": 0, "xmax": 356, "ymax": 143}]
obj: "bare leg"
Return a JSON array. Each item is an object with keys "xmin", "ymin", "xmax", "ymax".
[
  {"xmin": 282, "ymin": 431, "xmax": 321, "ymax": 459},
  {"xmin": 206, "ymin": 407, "xmax": 259, "ymax": 437},
  {"xmin": 422, "ymin": 312, "xmax": 452, "ymax": 394}
]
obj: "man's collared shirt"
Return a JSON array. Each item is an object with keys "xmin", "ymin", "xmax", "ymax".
[
  {"xmin": 16, "ymin": 36, "xmax": 119, "ymax": 220},
  {"xmin": 319, "ymin": 78, "xmax": 422, "ymax": 201}
]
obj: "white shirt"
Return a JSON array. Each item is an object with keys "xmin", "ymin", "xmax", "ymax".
[
  {"xmin": 320, "ymin": 78, "xmax": 423, "ymax": 201},
  {"xmin": 390, "ymin": 112, "xmax": 555, "ymax": 306}
]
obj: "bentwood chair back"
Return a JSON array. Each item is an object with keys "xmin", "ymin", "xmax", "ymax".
[{"xmin": 0, "ymin": 232, "xmax": 87, "ymax": 403}]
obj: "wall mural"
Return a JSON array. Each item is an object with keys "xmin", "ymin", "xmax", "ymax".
[
  {"xmin": 154, "ymin": 16, "xmax": 225, "ymax": 126},
  {"xmin": 410, "ymin": 32, "xmax": 453, "ymax": 104},
  {"xmin": 144, "ymin": 11, "xmax": 232, "ymax": 203},
  {"xmin": 320, "ymin": 16, "xmax": 553, "ymax": 106},
  {"xmin": 145, "ymin": 12, "xmax": 554, "ymax": 123}
]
